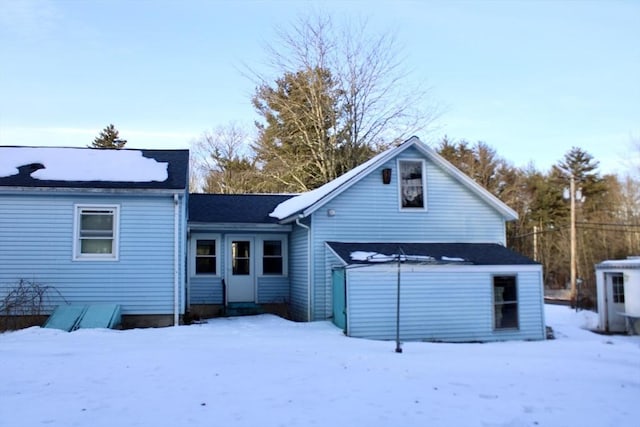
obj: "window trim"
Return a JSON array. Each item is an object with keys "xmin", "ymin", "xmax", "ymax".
[
  {"xmin": 612, "ymin": 273, "xmax": 625, "ymax": 304},
  {"xmin": 73, "ymin": 204, "xmax": 120, "ymax": 261},
  {"xmin": 257, "ymin": 235, "xmax": 288, "ymax": 277},
  {"xmin": 492, "ymin": 274, "xmax": 519, "ymax": 331},
  {"xmin": 190, "ymin": 234, "xmax": 221, "ymax": 277},
  {"xmin": 397, "ymin": 159, "xmax": 427, "ymax": 211}
]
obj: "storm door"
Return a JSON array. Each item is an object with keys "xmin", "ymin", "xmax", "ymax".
[{"xmin": 226, "ymin": 238, "xmax": 255, "ymax": 302}]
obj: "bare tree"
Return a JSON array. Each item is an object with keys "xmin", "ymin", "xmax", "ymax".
[
  {"xmin": 190, "ymin": 122, "xmax": 260, "ymax": 193},
  {"xmin": 249, "ymin": 13, "xmax": 439, "ymax": 192}
]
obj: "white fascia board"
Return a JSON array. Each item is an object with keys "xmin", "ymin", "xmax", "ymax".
[
  {"xmin": 188, "ymin": 222, "xmax": 292, "ymax": 232},
  {"xmin": 346, "ymin": 263, "xmax": 542, "ymax": 273},
  {"xmin": 300, "ymin": 141, "xmax": 415, "ymax": 218},
  {"xmin": 0, "ymin": 186, "xmax": 185, "ymax": 196}
]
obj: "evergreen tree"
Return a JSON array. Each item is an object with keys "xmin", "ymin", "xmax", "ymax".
[
  {"xmin": 253, "ymin": 67, "xmax": 346, "ymax": 192},
  {"xmin": 90, "ymin": 124, "xmax": 127, "ymax": 149}
]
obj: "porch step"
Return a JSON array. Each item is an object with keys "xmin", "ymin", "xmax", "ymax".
[{"xmin": 225, "ymin": 302, "xmax": 264, "ymax": 317}]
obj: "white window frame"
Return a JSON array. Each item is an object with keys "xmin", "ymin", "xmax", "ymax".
[
  {"xmin": 492, "ymin": 275, "xmax": 519, "ymax": 330},
  {"xmin": 190, "ymin": 234, "xmax": 221, "ymax": 277},
  {"xmin": 73, "ymin": 204, "xmax": 120, "ymax": 261},
  {"xmin": 397, "ymin": 159, "xmax": 427, "ymax": 211},
  {"xmin": 257, "ymin": 235, "xmax": 288, "ymax": 277}
]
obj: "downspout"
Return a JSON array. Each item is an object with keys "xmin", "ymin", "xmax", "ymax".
[
  {"xmin": 173, "ymin": 193, "xmax": 180, "ymax": 326},
  {"xmin": 295, "ymin": 215, "xmax": 312, "ymax": 322}
]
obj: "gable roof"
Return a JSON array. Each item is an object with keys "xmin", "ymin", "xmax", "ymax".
[
  {"xmin": 326, "ymin": 242, "xmax": 538, "ymax": 266},
  {"xmin": 269, "ymin": 136, "xmax": 518, "ymax": 222},
  {"xmin": 0, "ymin": 146, "xmax": 189, "ymax": 190},
  {"xmin": 189, "ymin": 193, "xmax": 294, "ymax": 224}
]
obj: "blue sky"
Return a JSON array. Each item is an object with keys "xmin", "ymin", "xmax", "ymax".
[{"xmin": 1, "ymin": 0, "xmax": 638, "ymax": 176}]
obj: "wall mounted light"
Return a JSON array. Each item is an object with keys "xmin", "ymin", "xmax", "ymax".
[
  {"xmin": 382, "ymin": 168, "xmax": 392, "ymax": 184},
  {"xmin": 327, "ymin": 209, "xmax": 336, "ymax": 217}
]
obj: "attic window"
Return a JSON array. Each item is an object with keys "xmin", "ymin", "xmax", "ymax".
[{"xmin": 398, "ymin": 159, "xmax": 426, "ymax": 210}]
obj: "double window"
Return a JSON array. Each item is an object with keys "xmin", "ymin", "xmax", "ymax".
[
  {"xmin": 398, "ymin": 159, "xmax": 426, "ymax": 210},
  {"xmin": 74, "ymin": 205, "xmax": 119, "ymax": 260},
  {"xmin": 493, "ymin": 275, "xmax": 518, "ymax": 330}
]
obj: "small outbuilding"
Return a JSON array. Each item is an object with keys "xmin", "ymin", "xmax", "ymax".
[
  {"xmin": 328, "ymin": 242, "xmax": 545, "ymax": 342},
  {"xmin": 595, "ymin": 257, "xmax": 640, "ymax": 334}
]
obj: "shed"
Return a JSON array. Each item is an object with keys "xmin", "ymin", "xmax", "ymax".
[
  {"xmin": 595, "ymin": 256, "xmax": 640, "ymax": 334},
  {"xmin": 327, "ymin": 242, "xmax": 545, "ymax": 342}
]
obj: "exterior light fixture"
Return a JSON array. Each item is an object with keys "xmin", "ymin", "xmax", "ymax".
[{"xmin": 382, "ymin": 168, "xmax": 392, "ymax": 184}]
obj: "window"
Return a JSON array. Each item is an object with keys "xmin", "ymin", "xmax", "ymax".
[
  {"xmin": 263, "ymin": 240, "xmax": 283, "ymax": 275},
  {"xmin": 232, "ymin": 241, "xmax": 251, "ymax": 275},
  {"xmin": 74, "ymin": 205, "xmax": 119, "ymax": 260},
  {"xmin": 493, "ymin": 275, "xmax": 518, "ymax": 330},
  {"xmin": 398, "ymin": 160, "xmax": 426, "ymax": 209},
  {"xmin": 612, "ymin": 274, "xmax": 625, "ymax": 304},
  {"xmin": 196, "ymin": 240, "xmax": 217, "ymax": 274}
]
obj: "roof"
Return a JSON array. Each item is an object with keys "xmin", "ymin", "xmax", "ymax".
[
  {"xmin": 189, "ymin": 193, "xmax": 294, "ymax": 224},
  {"xmin": 596, "ymin": 257, "xmax": 640, "ymax": 270},
  {"xmin": 269, "ymin": 136, "xmax": 518, "ymax": 222},
  {"xmin": 326, "ymin": 242, "xmax": 539, "ymax": 266},
  {"xmin": 0, "ymin": 146, "xmax": 189, "ymax": 190}
]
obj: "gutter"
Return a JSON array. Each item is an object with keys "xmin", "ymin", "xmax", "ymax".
[
  {"xmin": 295, "ymin": 215, "xmax": 312, "ymax": 322},
  {"xmin": 173, "ymin": 193, "xmax": 180, "ymax": 326}
]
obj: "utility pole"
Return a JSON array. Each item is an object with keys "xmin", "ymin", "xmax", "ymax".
[{"xmin": 569, "ymin": 175, "xmax": 577, "ymax": 303}]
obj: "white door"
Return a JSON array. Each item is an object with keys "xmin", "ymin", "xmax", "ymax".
[
  {"xmin": 227, "ymin": 238, "xmax": 255, "ymax": 302},
  {"xmin": 605, "ymin": 273, "xmax": 626, "ymax": 332}
]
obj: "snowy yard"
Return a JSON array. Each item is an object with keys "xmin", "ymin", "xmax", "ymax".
[{"xmin": 1, "ymin": 305, "xmax": 638, "ymax": 427}]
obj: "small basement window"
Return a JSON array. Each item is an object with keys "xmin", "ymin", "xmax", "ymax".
[
  {"xmin": 493, "ymin": 275, "xmax": 518, "ymax": 330},
  {"xmin": 74, "ymin": 205, "xmax": 119, "ymax": 261}
]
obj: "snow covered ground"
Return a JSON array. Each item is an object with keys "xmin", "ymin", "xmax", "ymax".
[{"xmin": 1, "ymin": 305, "xmax": 638, "ymax": 427}]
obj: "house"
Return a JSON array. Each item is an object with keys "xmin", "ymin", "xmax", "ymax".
[
  {"xmin": 595, "ymin": 257, "xmax": 640, "ymax": 334},
  {"xmin": 0, "ymin": 146, "xmax": 189, "ymax": 328},
  {"xmin": 1, "ymin": 137, "xmax": 546, "ymax": 341},
  {"xmin": 183, "ymin": 136, "xmax": 545, "ymax": 341}
]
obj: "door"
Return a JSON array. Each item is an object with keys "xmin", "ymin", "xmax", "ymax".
[
  {"xmin": 227, "ymin": 238, "xmax": 255, "ymax": 302},
  {"xmin": 605, "ymin": 273, "xmax": 626, "ymax": 332},
  {"xmin": 332, "ymin": 269, "xmax": 346, "ymax": 331}
]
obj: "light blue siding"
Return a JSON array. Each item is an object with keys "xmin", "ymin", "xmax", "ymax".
[
  {"xmin": 0, "ymin": 193, "xmax": 186, "ymax": 316},
  {"xmin": 346, "ymin": 265, "xmax": 545, "ymax": 342},
  {"xmin": 257, "ymin": 276, "xmax": 289, "ymax": 304},
  {"xmin": 189, "ymin": 276, "xmax": 223, "ymax": 304},
  {"xmin": 289, "ymin": 222, "xmax": 310, "ymax": 321},
  {"xmin": 309, "ymin": 146, "xmax": 508, "ymax": 319}
]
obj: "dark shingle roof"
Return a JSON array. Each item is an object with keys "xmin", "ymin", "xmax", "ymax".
[
  {"xmin": 0, "ymin": 147, "xmax": 189, "ymax": 190},
  {"xmin": 327, "ymin": 242, "xmax": 538, "ymax": 266},
  {"xmin": 189, "ymin": 193, "xmax": 294, "ymax": 224}
]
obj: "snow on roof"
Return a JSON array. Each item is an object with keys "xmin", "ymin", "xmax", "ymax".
[
  {"xmin": 349, "ymin": 251, "xmax": 466, "ymax": 263},
  {"xmin": 0, "ymin": 147, "xmax": 168, "ymax": 182},
  {"xmin": 596, "ymin": 257, "xmax": 640, "ymax": 269},
  {"xmin": 269, "ymin": 144, "xmax": 396, "ymax": 220}
]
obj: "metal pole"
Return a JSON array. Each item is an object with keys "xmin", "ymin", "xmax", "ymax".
[
  {"xmin": 395, "ymin": 252, "xmax": 402, "ymax": 353},
  {"xmin": 570, "ymin": 175, "xmax": 577, "ymax": 305}
]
